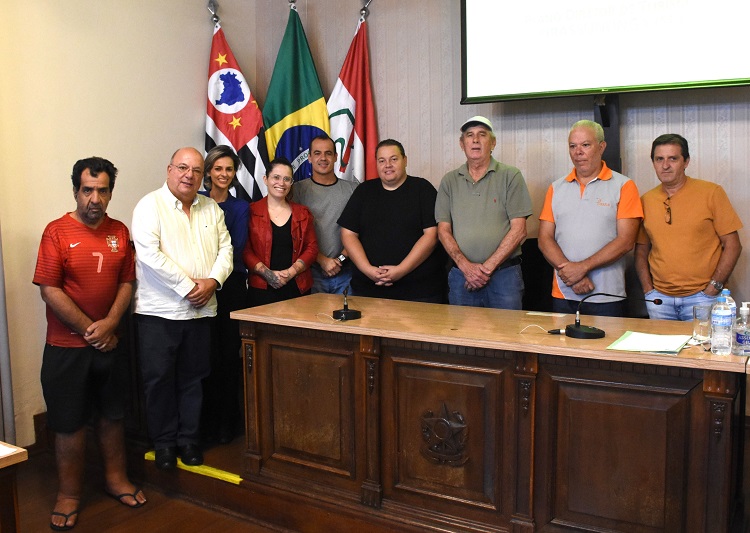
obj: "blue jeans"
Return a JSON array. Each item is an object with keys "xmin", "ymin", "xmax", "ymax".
[
  {"xmin": 311, "ymin": 264, "xmax": 353, "ymax": 295},
  {"xmin": 447, "ymin": 264, "xmax": 524, "ymax": 310},
  {"xmin": 645, "ymin": 289, "xmax": 717, "ymax": 321}
]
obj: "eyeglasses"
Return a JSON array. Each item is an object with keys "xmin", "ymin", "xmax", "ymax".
[
  {"xmin": 268, "ymin": 174, "xmax": 293, "ymax": 184},
  {"xmin": 171, "ymin": 164, "xmax": 203, "ymax": 177},
  {"xmin": 663, "ymin": 197, "xmax": 671, "ymax": 225}
]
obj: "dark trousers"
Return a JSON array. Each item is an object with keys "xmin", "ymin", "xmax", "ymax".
[
  {"xmin": 135, "ymin": 314, "xmax": 211, "ymax": 448},
  {"xmin": 201, "ymin": 271, "xmax": 247, "ymax": 439}
]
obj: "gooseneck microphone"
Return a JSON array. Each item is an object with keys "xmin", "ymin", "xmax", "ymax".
[
  {"xmin": 333, "ymin": 287, "xmax": 362, "ymax": 321},
  {"xmin": 554, "ymin": 292, "xmax": 662, "ymax": 339}
]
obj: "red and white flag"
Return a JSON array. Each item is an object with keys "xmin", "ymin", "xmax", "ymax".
[
  {"xmin": 206, "ymin": 23, "xmax": 268, "ymax": 200},
  {"xmin": 327, "ymin": 18, "xmax": 378, "ymax": 183}
]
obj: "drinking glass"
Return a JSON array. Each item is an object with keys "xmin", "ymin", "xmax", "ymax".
[{"xmin": 692, "ymin": 304, "xmax": 712, "ymax": 343}]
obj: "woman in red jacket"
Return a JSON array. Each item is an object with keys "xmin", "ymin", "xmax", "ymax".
[{"xmin": 243, "ymin": 158, "xmax": 318, "ymax": 307}]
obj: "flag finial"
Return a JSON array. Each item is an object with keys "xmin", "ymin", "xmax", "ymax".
[
  {"xmin": 207, "ymin": 0, "xmax": 219, "ymax": 24},
  {"xmin": 360, "ymin": 0, "xmax": 373, "ymax": 20}
]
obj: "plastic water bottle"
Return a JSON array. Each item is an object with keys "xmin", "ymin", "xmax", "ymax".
[
  {"xmin": 721, "ymin": 288, "xmax": 737, "ymax": 318},
  {"xmin": 711, "ymin": 295, "xmax": 733, "ymax": 355},
  {"xmin": 733, "ymin": 302, "xmax": 750, "ymax": 356}
]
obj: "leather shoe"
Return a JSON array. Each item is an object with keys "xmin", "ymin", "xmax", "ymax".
[
  {"xmin": 154, "ymin": 447, "xmax": 177, "ymax": 470},
  {"xmin": 178, "ymin": 444, "xmax": 203, "ymax": 466}
]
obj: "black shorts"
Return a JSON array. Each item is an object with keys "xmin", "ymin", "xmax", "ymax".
[{"xmin": 40, "ymin": 343, "xmax": 127, "ymax": 433}]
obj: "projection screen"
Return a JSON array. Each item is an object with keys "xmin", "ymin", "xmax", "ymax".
[{"xmin": 461, "ymin": 0, "xmax": 750, "ymax": 103}]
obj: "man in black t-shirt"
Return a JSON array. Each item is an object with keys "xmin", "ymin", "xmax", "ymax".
[{"xmin": 338, "ymin": 139, "xmax": 445, "ymax": 302}]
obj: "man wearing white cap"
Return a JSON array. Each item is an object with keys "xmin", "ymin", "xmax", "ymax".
[{"xmin": 435, "ymin": 116, "xmax": 532, "ymax": 309}]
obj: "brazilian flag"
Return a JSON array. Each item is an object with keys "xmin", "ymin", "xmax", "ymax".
[{"xmin": 263, "ymin": 4, "xmax": 330, "ymax": 182}]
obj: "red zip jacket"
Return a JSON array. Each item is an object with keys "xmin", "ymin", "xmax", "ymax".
[{"xmin": 243, "ymin": 196, "xmax": 318, "ymax": 293}]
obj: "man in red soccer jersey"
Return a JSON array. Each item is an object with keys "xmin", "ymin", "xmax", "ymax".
[{"xmin": 34, "ymin": 157, "xmax": 146, "ymax": 531}]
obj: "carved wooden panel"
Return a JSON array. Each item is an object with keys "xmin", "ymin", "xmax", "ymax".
[
  {"xmin": 268, "ymin": 343, "xmax": 353, "ymax": 474},
  {"xmin": 249, "ymin": 327, "xmax": 364, "ymax": 497},
  {"xmin": 535, "ymin": 362, "xmax": 705, "ymax": 533},
  {"xmin": 381, "ymin": 347, "xmax": 511, "ymax": 525}
]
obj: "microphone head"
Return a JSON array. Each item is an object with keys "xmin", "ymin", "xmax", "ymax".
[{"xmin": 653, "ymin": 298, "xmax": 662, "ymax": 305}]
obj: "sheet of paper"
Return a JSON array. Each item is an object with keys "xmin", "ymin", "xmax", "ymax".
[
  {"xmin": 0, "ymin": 441, "xmax": 18, "ymax": 458},
  {"xmin": 607, "ymin": 331, "xmax": 692, "ymax": 354}
]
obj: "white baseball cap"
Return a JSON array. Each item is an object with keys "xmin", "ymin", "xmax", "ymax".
[{"xmin": 460, "ymin": 116, "xmax": 494, "ymax": 133}]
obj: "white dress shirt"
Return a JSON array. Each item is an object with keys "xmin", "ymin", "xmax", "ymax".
[{"xmin": 132, "ymin": 182, "xmax": 233, "ymax": 319}]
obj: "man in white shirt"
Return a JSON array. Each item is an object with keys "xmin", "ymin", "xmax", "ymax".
[{"xmin": 132, "ymin": 147, "xmax": 232, "ymax": 469}]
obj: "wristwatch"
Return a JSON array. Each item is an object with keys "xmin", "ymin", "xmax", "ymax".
[
  {"xmin": 337, "ymin": 254, "xmax": 347, "ymax": 263},
  {"xmin": 709, "ymin": 279, "xmax": 724, "ymax": 291}
]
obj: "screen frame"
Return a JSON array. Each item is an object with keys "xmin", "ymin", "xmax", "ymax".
[{"xmin": 460, "ymin": 0, "xmax": 750, "ymax": 104}]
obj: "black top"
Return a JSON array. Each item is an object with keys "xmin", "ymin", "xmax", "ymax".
[
  {"xmin": 337, "ymin": 176, "xmax": 445, "ymax": 300},
  {"xmin": 248, "ymin": 216, "xmax": 300, "ymax": 306},
  {"xmin": 269, "ymin": 216, "xmax": 293, "ymax": 270}
]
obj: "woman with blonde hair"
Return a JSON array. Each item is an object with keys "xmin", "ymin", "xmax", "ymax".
[{"xmin": 199, "ymin": 145, "xmax": 248, "ymax": 445}]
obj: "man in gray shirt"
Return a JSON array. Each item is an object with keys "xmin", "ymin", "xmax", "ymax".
[{"xmin": 293, "ymin": 134, "xmax": 358, "ymax": 294}]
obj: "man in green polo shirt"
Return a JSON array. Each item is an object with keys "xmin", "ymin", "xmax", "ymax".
[{"xmin": 435, "ymin": 116, "xmax": 533, "ymax": 309}]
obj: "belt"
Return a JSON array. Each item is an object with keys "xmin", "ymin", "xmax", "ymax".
[
  {"xmin": 451, "ymin": 255, "xmax": 521, "ymax": 272},
  {"xmin": 495, "ymin": 255, "xmax": 522, "ymax": 271}
]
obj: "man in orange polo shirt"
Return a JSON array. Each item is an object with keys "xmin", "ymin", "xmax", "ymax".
[
  {"xmin": 539, "ymin": 120, "xmax": 643, "ymax": 316},
  {"xmin": 635, "ymin": 134, "xmax": 742, "ymax": 320}
]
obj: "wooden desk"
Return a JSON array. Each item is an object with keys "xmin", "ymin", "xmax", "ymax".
[
  {"xmin": 232, "ymin": 294, "xmax": 746, "ymax": 532},
  {"xmin": 0, "ymin": 442, "xmax": 28, "ymax": 533}
]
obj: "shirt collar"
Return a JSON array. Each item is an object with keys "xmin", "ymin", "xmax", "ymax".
[
  {"xmin": 160, "ymin": 182, "xmax": 199, "ymax": 209},
  {"xmin": 458, "ymin": 157, "xmax": 498, "ymax": 183},
  {"xmin": 565, "ymin": 160, "xmax": 613, "ymax": 183}
]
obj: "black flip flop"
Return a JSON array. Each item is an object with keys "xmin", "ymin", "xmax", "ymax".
[
  {"xmin": 105, "ymin": 487, "xmax": 146, "ymax": 508},
  {"xmin": 50, "ymin": 509, "xmax": 79, "ymax": 531}
]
